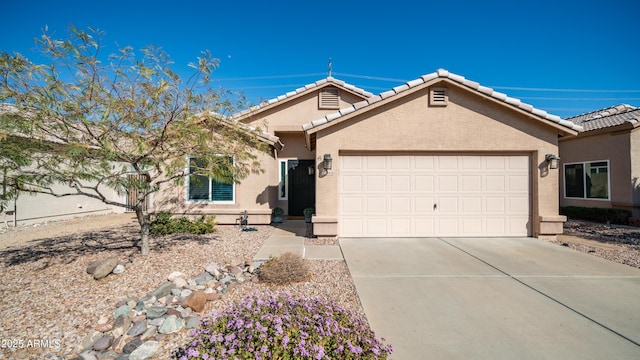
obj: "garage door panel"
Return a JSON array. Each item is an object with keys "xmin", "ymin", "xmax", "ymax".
[
  {"xmin": 339, "ymin": 155, "xmax": 530, "ymax": 237},
  {"xmin": 341, "ymin": 175, "xmax": 364, "ymax": 192},
  {"xmin": 461, "ymin": 197, "xmax": 482, "ymax": 213},
  {"xmin": 341, "ymin": 197, "xmax": 363, "ymax": 214},
  {"xmin": 438, "ymin": 175, "xmax": 459, "ymax": 191},
  {"xmin": 414, "ymin": 175, "xmax": 435, "ymax": 191},
  {"xmin": 390, "ymin": 175, "xmax": 411, "ymax": 191},
  {"xmin": 414, "ymin": 196, "xmax": 436, "ymax": 213},
  {"xmin": 365, "ymin": 156, "xmax": 386, "ymax": 170},
  {"xmin": 365, "ymin": 197, "xmax": 386, "ymax": 214},
  {"xmin": 366, "ymin": 218, "xmax": 387, "ymax": 235},
  {"xmin": 365, "ymin": 175, "xmax": 387, "ymax": 192},
  {"xmin": 390, "ymin": 197, "xmax": 411, "ymax": 213}
]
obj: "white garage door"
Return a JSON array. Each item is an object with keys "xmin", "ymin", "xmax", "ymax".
[{"xmin": 339, "ymin": 154, "xmax": 530, "ymax": 237}]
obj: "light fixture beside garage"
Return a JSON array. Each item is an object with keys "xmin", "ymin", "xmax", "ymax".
[
  {"xmin": 545, "ymin": 154, "xmax": 561, "ymax": 169},
  {"xmin": 323, "ymin": 154, "xmax": 333, "ymax": 170}
]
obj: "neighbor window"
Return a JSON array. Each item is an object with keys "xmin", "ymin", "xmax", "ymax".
[
  {"xmin": 278, "ymin": 159, "xmax": 288, "ymax": 200},
  {"xmin": 187, "ymin": 157, "xmax": 235, "ymax": 203},
  {"xmin": 564, "ymin": 160, "xmax": 609, "ymax": 200}
]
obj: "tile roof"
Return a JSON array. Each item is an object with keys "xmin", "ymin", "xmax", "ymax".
[
  {"xmin": 234, "ymin": 77, "xmax": 373, "ymax": 118},
  {"xmin": 565, "ymin": 104, "xmax": 640, "ymax": 131},
  {"xmin": 301, "ymin": 69, "xmax": 583, "ymax": 133}
]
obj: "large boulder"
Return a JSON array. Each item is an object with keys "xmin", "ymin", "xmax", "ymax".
[{"xmin": 89, "ymin": 257, "xmax": 119, "ymax": 280}]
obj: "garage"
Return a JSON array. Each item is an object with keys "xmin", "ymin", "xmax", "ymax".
[{"xmin": 339, "ymin": 154, "xmax": 531, "ymax": 237}]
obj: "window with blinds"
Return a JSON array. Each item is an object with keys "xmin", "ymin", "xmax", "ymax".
[{"xmin": 187, "ymin": 157, "xmax": 235, "ymax": 203}]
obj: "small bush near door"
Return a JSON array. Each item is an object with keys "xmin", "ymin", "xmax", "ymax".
[{"xmin": 560, "ymin": 206, "xmax": 631, "ymax": 225}]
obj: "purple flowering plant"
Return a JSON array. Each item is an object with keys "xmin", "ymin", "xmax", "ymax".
[{"xmin": 177, "ymin": 293, "xmax": 392, "ymax": 359}]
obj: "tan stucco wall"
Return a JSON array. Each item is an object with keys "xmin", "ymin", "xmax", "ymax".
[
  {"xmin": 312, "ymin": 84, "xmax": 564, "ymax": 237},
  {"xmin": 242, "ymin": 87, "xmax": 366, "ymax": 133},
  {"xmin": 559, "ymin": 130, "xmax": 634, "ymax": 214},
  {"xmin": 153, "ymin": 150, "xmax": 277, "ymax": 225}
]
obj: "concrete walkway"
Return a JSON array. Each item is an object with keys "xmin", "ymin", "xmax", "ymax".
[
  {"xmin": 341, "ymin": 237, "xmax": 640, "ymax": 360},
  {"xmin": 253, "ymin": 220, "xmax": 343, "ymax": 261}
]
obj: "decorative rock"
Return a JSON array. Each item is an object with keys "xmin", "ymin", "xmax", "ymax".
[
  {"xmin": 185, "ymin": 316, "xmax": 200, "ymax": 329},
  {"xmin": 205, "ymin": 292, "xmax": 221, "ymax": 301},
  {"xmin": 193, "ymin": 272, "xmax": 214, "ymax": 285},
  {"xmin": 97, "ymin": 316, "xmax": 110, "ymax": 325},
  {"xmin": 148, "ymin": 281, "xmax": 175, "ymax": 299},
  {"xmin": 158, "ymin": 315, "xmax": 184, "ymax": 334},
  {"xmin": 180, "ymin": 307, "xmax": 193, "ymax": 318},
  {"xmin": 122, "ymin": 338, "xmax": 143, "ymax": 354},
  {"xmin": 81, "ymin": 331, "xmax": 103, "ymax": 350},
  {"xmin": 145, "ymin": 306, "xmax": 167, "ymax": 319},
  {"xmin": 112, "ymin": 264, "xmax": 125, "ymax": 275},
  {"xmin": 132, "ymin": 314, "xmax": 146, "ymax": 322},
  {"xmin": 112, "ymin": 314, "xmax": 132, "ymax": 338},
  {"xmin": 170, "ymin": 288, "xmax": 181, "ymax": 296},
  {"xmin": 79, "ymin": 351, "xmax": 99, "ymax": 360},
  {"xmin": 113, "ymin": 305, "xmax": 131, "ymax": 320},
  {"xmin": 182, "ymin": 291, "xmax": 207, "ymax": 313},
  {"xmin": 115, "ymin": 355, "xmax": 129, "ymax": 360},
  {"xmin": 95, "ymin": 323, "xmax": 113, "ymax": 333},
  {"xmin": 96, "ymin": 350, "xmax": 119, "ymax": 360},
  {"xmin": 173, "ymin": 277, "xmax": 188, "ymax": 288},
  {"xmin": 140, "ymin": 325, "xmax": 157, "ymax": 341},
  {"xmin": 86, "ymin": 260, "xmax": 101, "ymax": 275},
  {"xmin": 128, "ymin": 341, "xmax": 159, "ymax": 360},
  {"xmin": 228, "ymin": 265, "xmax": 243, "ymax": 276},
  {"xmin": 111, "ymin": 334, "xmax": 133, "ymax": 353},
  {"xmin": 93, "ymin": 257, "xmax": 119, "ymax": 280},
  {"xmin": 148, "ymin": 317, "xmax": 165, "ymax": 327},
  {"xmin": 127, "ymin": 320, "xmax": 147, "ymax": 337},
  {"xmin": 92, "ymin": 335, "xmax": 113, "ymax": 351},
  {"xmin": 167, "ymin": 308, "xmax": 181, "ymax": 317},
  {"xmin": 167, "ymin": 271, "xmax": 187, "ymax": 281},
  {"xmin": 180, "ymin": 289, "xmax": 193, "ymax": 298}
]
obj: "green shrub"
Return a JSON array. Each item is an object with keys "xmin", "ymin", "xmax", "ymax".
[
  {"xmin": 560, "ymin": 206, "xmax": 631, "ymax": 225},
  {"xmin": 258, "ymin": 252, "xmax": 309, "ymax": 285},
  {"xmin": 149, "ymin": 212, "xmax": 217, "ymax": 235}
]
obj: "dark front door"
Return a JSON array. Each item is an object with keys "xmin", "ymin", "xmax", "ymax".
[{"xmin": 288, "ymin": 160, "xmax": 316, "ymax": 216}]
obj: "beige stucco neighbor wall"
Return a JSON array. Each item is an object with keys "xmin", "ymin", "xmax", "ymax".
[
  {"xmin": 5, "ymin": 182, "xmax": 124, "ymax": 227},
  {"xmin": 559, "ymin": 129, "xmax": 635, "ymax": 215},
  {"xmin": 311, "ymin": 84, "xmax": 566, "ymax": 238},
  {"xmin": 153, "ymin": 150, "xmax": 277, "ymax": 225}
]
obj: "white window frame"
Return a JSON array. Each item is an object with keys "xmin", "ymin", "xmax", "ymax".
[
  {"xmin": 185, "ymin": 156, "xmax": 236, "ymax": 204},
  {"xmin": 563, "ymin": 159, "xmax": 611, "ymax": 201},
  {"xmin": 278, "ymin": 159, "xmax": 289, "ymax": 200}
]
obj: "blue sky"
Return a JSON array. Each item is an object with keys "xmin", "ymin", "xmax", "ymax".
[{"xmin": 2, "ymin": 0, "xmax": 639, "ymax": 119}]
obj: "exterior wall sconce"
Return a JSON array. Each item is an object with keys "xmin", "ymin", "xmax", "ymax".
[
  {"xmin": 545, "ymin": 154, "xmax": 560, "ymax": 169},
  {"xmin": 323, "ymin": 154, "xmax": 333, "ymax": 170}
]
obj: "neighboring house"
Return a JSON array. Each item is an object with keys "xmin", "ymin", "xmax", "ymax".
[
  {"xmin": 156, "ymin": 69, "xmax": 582, "ymax": 241},
  {"xmin": 559, "ymin": 104, "xmax": 640, "ymax": 219}
]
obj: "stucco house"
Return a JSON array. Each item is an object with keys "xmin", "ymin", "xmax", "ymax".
[
  {"xmin": 559, "ymin": 104, "xmax": 640, "ymax": 220},
  {"xmin": 156, "ymin": 69, "xmax": 583, "ymax": 241}
]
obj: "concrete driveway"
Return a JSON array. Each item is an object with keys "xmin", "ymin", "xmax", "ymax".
[{"xmin": 340, "ymin": 237, "xmax": 640, "ymax": 360}]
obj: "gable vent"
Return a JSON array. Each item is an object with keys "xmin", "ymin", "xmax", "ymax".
[
  {"xmin": 319, "ymin": 88, "xmax": 340, "ymax": 109},
  {"xmin": 429, "ymin": 87, "xmax": 448, "ymax": 106}
]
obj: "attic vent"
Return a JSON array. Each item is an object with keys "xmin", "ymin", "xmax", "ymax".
[
  {"xmin": 429, "ymin": 87, "xmax": 448, "ymax": 106},
  {"xmin": 319, "ymin": 88, "xmax": 340, "ymax": 109}
]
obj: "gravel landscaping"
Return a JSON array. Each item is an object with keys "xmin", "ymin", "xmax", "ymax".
[
  {"xmin": 0, "ymin": 215, "xmax": 361, "ymax": 359},
  {"xmin": 1, "ymin": 214, "xmax": 639, "ymax": 359}
]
